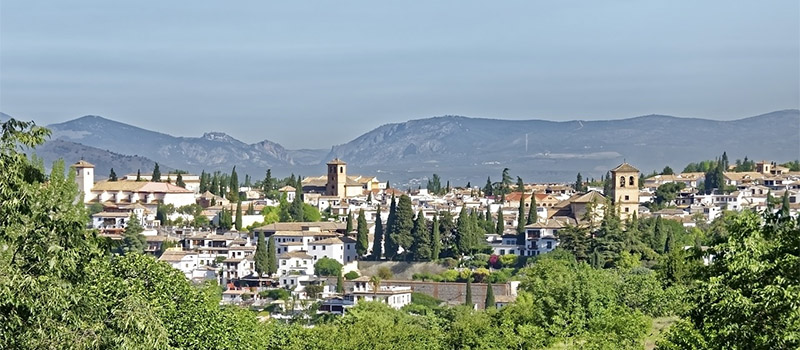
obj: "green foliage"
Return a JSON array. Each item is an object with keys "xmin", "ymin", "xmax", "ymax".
[
  {"xmin": 314, "ymin": 257, "xmax": 342, "ymax": 277},
  {"xmin": 383, "ymin": 195, "xmax": 399, "ymax": 260},
  {"xmin": 411, "ymin": 210, "xmax": 431, "ymax": 260},
  {"xmin": 301, "ymin": 203, "xmax": 321, "ymax": 222},
  {"xmin": 391, "ymin": 195, "xmax": 415, "ymax": 256},
  {"xmin": 456, "ymin": 207, "xmax": 484, "ymax": 256},
  {"xmin": 119, "ymin": 213, "xmax": 146, "ymax": 255},
  {"xmin": 377, "ymin": 266, "xmax": 393, "ymax": 280},
  {"xmin": 88, "ymin": 202, "xmax": 104, "ymax": 215},
  {"xmin": 254, "ymin": 232, "xmax": 269, "ymax": 276},
  {"xmin": 344, "ymin": 271, "xmax": 360, "ymax": 280},
  {"xmin": 485, "ymin": 280, "xmax": 495, "ymax": 309},
  {"xmin": 235, "ymin": 200, "xmax": 243, "ymax": 231},
  {"xmin": 431, "ymin": 215, "xmax": 441, "ymax": 260},
  {"xmin": 660, "ymin": 209, "xmax": 800, "ymax": 349},
  {"xmin": 371, "ymin": 205, "xmax": 383, "ymax": 260},
  {"xmin": 108, "ymin": 167, "xmax": 117, "ymax": 181},
  {"xmin": 356, "ymin": 209, "xmax": 368, "ymax": 256},
  {"xmin": 152, "ymin": 162, "xmax": 161, "ymax": 182}
]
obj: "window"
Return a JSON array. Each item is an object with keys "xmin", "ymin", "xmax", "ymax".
[
  {"xmin": 282, "ymin": 260, "xmax": 286, "ymax": 265},
  {"xmin": 624, "ymin": 195, "xmax": 629, "ymax": 201},
  {"xmin": 629, "ymin": 176, "xmax": 635, "ymax": 186},
  {"xmin": 620, "ymin": 176, "xmax": 626, "ymax": 187},
  {"xmin": 624, "ymin": 207, "xmax": 630, "ymax": 212},
  {"xmin": 340, "ymin": 167, "xmax": 343, "ymax": 173},
  {"xmin": 500, "ymin": 249, "xmax": 506, "ymax": 255}
]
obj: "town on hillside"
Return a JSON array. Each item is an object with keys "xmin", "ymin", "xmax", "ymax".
[{"xmin": 72, "ymin": 155, "xmax": 800, "ymax": 315}]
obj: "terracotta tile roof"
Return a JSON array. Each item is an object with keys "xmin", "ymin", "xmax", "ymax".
[
  {"xmin": 72, "ymin": 160, "xmax": 95, "ymax": 168},
  {"xmin": 279, "ymin": 251, "xmax": 313, "ymax": 259},
  {"xmin": 611, "ymin": 163, "xmax": 639, "ymax": 173}
]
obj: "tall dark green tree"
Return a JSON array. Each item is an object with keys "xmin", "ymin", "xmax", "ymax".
[
  {"xmin": 485, "ymin": 280, "xmax": 495, "ymax": 309},
  {"xmin": 235, "ymin": 200, "xmax": 243, "ymax": 230},
  {"xmin": 289, "ymin": 188, "xmax": 304, "ymax": 222},
  {"xmin": 411, "ymin": 210, "xmax": 431, "ymax": 261},
  {"xmin": 456, "ymin": 207, "xmax": 482, "ymax": 256},
  {"xmin": 346, "ymin": 211, "xmax": 354, "ymax": 235},
  {"xmin": 108, "ymin": 168, "xmax": 117, "ymax": 181},
  {"xmin": 254, "ymin": 232, "xmax": 269, "ymax": 276},
  {"xmin": 464, "ymin": 276, "xmax": 473, "ymax": 307},
  {"xmin": 371, "ymin": 205, "xmax": 383, "ymax": 260},
  {"xmin": 431, "ymin": 215, "xmax": 441, "ymax": 260},
  {"xmin": 575, "ymin": 172, "xmax": 584, "ymax": 192},
  {"xmin": 267, "ymin": 235, "xmax": 277, "ymax": 275},
  {"xmin": 228, "ymin": 166, "xmax": 239, "ymax": 202},
  {"xmin": 501, "ymin": 168, "xmax": 512, "ymax": 195},
  {"xmin": 558, "ymin": 225, "xmax": 590, "ymax": 261},
  {"xmin": 176, "ymin": 173, "xmax": 185, "ymax": 188},
  {"xmin": 483, "ymin": 177, "xmax": 493, "ymax": 197},
  {"xmin": 336, "ymin": 272, "xmax": 344, "ymax": 294},
  {"xmin": 136, "ymin": 169, "xmax": 142, "ymax": 181},
  {"xmin": 527, "ymin": 193, "xmax": 537, "ymax": 225},
  {"xmin": 516, "ymin": 176, "xmax": 525, "ymax": 192},
  {"xmin": 517, "ymin": 194, "xmax": 526, "ymax": 241},
  {"xmin": 392, "ymin": 195, "xmax": 415, "ymax": 257},
  {"xmin": 120, "ymin": 214, "xmax": 146, "ymax": 254},
  {"xmin": 383, "ymin": 194, "xmax": 399, "ymax": 260},
  {"xmin": 495, "ymin": 207, "xmax": 504, "ymax": 234},
  {"xmin": 356, "ymin": 209, "xmax": 368, "ymax": 257},
  {"xmin": 152, "ymin": 163, "xmax": 161, "ymax": 182}
]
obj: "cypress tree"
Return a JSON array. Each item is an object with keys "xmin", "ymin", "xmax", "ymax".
[
  {"xmin": 527, "ymin": 193, "xmax": 537, "ymax": 225},
  {"xmin": 254, "ymin": 232, "xmax": 268, "ymax": 276},
  {"xmin": 431, "ymin": 215, "xmax": 441, "ymax": 260},
  {"xmin": 575, "ymin": 172, "xmax": 584, "ymax": 192},
  {"xmin": 336, "ymin": 272, "xmax": 344, "ymax": 294},
  {"xmin": 516, "ymin": 176, "xmax": 524, "ymax": 192},
  {"xmin": 372, "ymin": 205, "xmax": 383, "ymax": 260},
  {"xmin": 108, "ymin": 168, "xmax": 117, "ymax": 181},
  {"xmin": 483, "ymin": 177, "xmax": 493, "ymax": 197},
  {"xmin": 393, "ymin": 195, "xmax": 415, "ymax": 255},
  {"xmin": 210, "ymin": 174, "xmax": 219, "ymax": 195},
  {"xmin": 495, "ymin": 207, "xmax": 504, "ymax": 234},
  {"xmin": 199, "ymin": 170, "xmax": 208, "ymax": 192},
  {"xmin": 136, "ymin": 169, "xmax": 141, "ymax": 181},
  {"xmin": 235, "ymin": 200, "xmax": 242, "ymax": 231},
  {"xmin": 267, "ymin": 235, "xmax": 277, "ymax": 275},
  {"xmin": 289, "ymin": 189, "xmax": 304, "ymax": 222},
  {"xmin": 485, "ymin": 280, "xmax": 495, "ymax": 309},
  {"xmin": 517, "ymin": 193, "xmax": 526, "ymax": 237},
  {"xmin": 152, "ymin": 163, "xmax": 161, "ymax": 182},
  {"xmin": 229, "ymin": 166, "xmax": 239, "ymax": 202},
  {"xmin": 278, "ymin": 194, "xmax": 291, "ymax": 222},
  {"xmin": 465, "ymin": 276, "xmax": 473, "ymax": 307},
  {"xmin": 411, "ymin": 210, "xmax": 431, "ymax": 261},
  {"xmin": 176, "ymin": 173, "xmax": 185, "ymax": 188},
  {"xmin": 246, "ymin": 202, "xmax": 254, "ymax": 215},
  {"xmin": 384, "ymin": 194, "xmax": 399, "ymax": 260},
  {"xmin": 780, "ymin": 191, "xmax": 791, "ymax": 219},
  {"xmin": 664, "ymin": 228, "xmax": 675, "ymax": 254},
  {"xmin": 346, "ymin": 211, "xmax": 354, "ymax": 236},
  {"xmin": 356, "ymin": 209, "xmax": 368, "ymax": 256}
]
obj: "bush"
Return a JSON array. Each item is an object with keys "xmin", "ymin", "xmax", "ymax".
[
  {"xmin": 377, "ymin": 266, "xmax": 393, "ymax": 279},
  {"xmin": 263, "ymin": 288, "xmax": 290, "ymax": 300},
  {"xmin": 314, "ymin": 257, "xmax": 343, "ymax": 276},
  {"xmin": 439, "ymin": 270, "xmax": 459, "ymax": 282},
  {"xmin": 440, "ymin": 257, "xmax": 458, "ymax": 269},
  {"xmin": 344, "ymin": 271, "xmax": 360, "ymax": 280},
  {"xmin": 500, "ymin": 254, "xmax": 518, "ymax": 268},
  {"xmin": 410, "ymin": 292, "xmax": 442, "ymax": 308},
  {"xmin": 472, "ymin": 268, "xmax": 490, "ymax": 282},
  {"xmin": 412, "ymin": 272, "xmax": 442, "ymax": 282}
]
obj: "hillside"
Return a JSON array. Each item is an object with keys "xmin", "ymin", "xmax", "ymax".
[{"xmin": 31, "ymin": 139, "xmax": 171, "ymax": 178}]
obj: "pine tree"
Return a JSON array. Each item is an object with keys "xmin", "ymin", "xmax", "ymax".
[
  {"xmin": 235, "ymin": 200, "xmax": 242, "ymax": 231},
  {"xmin": 495, "ymin": 207, "xmax": 504, "ymax": 234},
  {"xmin": 483, "ymin": 177, "xmax": 493, "ymax": 197},
  {"xmin": 485, "ymin": 280, "xmax": 495, "ymax": 309},
  {"xmin": 465, "ymin": 276, "xmax": 473, "ymax": 307},
  {"xmin": 384, "ymin": 194, "xmax": 399, "ymax": 260},
  {"xmin": 527, "ymin": 193, "xmax": 537, "ymax": 224},
  {"xmin": 228, "ymin": 166, "xmax": 239, "ymax": 202},
  {"xmin": 431, "ymin": 215, "xmax": 441, "ymax": 260},
  {"xmin": 372, "ymin": 205, "xmax": 383, "ymax": 260},
  {"xmin": 151, "ymin": 163, "xmax": 161, "ymax": 182},
  {"xmin": 411, "ymin": 210, "xmax": 431, "ymax": 261},
  {"xmin": 254, "ymin": 232, "xmax": 268, "ymax": 276},
  {"xmin": 393, "ymin": 195, "xmax": 415, "ymax": 256},
  {"xmin": 108, "ymin": 168, "xmax": 117, "ymax": 181},
  {"xmin": 267, "ymin": 235, "xmax": 277, "ymax": 275},
  {"xmin": 356, "ymin": 209, "xmax": 368, "ymax": 256},
  {"xmin": 119, "ymin": 213, "xmax": 146, "ymax": 254}
]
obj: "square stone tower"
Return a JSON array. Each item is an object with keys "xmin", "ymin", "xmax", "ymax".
[
  {"xmin": 610, "ymin": 162, "xmax": 639, "ymax": 220},
  {"xmin": 326, "ymin": 158, "xmax": 347, "ymax": 198},
  {"xmin": 72, "ymin": 160, "xmax": 95, "ymax": 203}
]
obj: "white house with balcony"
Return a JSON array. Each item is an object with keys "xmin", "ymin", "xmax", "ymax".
[{"xmin": 523, "ymin": 219, "xmax": 564, "ymax": 257}]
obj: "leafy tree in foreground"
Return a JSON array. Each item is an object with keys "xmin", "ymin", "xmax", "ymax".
[{"xmin": 659, "ymin": 209, "xmax": 800, "ymax": 350}]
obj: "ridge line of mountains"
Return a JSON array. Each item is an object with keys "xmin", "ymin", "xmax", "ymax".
[{"xmin": 3, "ymin": 109, "xmax": 798, "ymax": 184}]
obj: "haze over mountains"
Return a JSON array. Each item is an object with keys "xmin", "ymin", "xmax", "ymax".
[{"xmin": 8, "ymin": 110, "xmax": 799, "ymax": 184}]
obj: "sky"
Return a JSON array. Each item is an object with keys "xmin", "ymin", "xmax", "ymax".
[{"xmin": 1, "ymin": 1, "xmax": 798, "ymax": 149}]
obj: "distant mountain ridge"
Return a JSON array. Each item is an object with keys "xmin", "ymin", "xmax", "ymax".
[{"xmin": 2, "ymin": 110, "xmax": 798, "ymax": 183}]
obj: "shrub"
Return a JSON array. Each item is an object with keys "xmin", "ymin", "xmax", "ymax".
[
  {"xmin": 441, "ymin": 257, "xmax": 458, "ymax": 269},
  {"xmin": 314, "ymin": 257, "xmax": 343, "ymax": 276},
  {"xmin": 344, "ymin": 271, "xmax": 360, "ymax": 280},
  {"xmin": 472, "ymin": 268, "xmax": 491, "ymax": 282},
  {"xmin": 439, "ymin": 270, "xmax": 459, "ymax": 282},
  {"xmin": 377, "ymin": 266, "xmax": 393, "ymax": 279}
]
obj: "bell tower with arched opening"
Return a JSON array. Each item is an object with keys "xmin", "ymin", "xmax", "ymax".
[
  {"xmin": 610, "ymin": 162, "xmax": 639, "ymax": 220},
  {"xmin": 326, "ymin": 158, "xmax": 347, "ymax": 198}
]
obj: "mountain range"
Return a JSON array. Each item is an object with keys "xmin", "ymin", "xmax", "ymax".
[{"xmin": 5, "ymin": 110, "xmax": 798, "ymax": 184}]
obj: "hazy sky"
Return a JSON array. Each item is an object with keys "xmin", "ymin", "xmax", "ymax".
[{"xmin": 1, "ymin": 1, "xmax": 798, "ymax": 149}]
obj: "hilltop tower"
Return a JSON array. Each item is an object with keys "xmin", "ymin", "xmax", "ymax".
[
  {"xmin": 326, "ymin": 158, "xmax": 347, "ymax": 198},
  {"xmin": 610, "ymin": 162, "xmax": 639, "ymax": 220},
  {"xmin": 72, "ymin": 160, "xmax": 95, "ymax": 203}
]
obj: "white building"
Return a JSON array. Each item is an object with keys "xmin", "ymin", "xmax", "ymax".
[{"xmin": 523, "ymin": 219, "xmax": 563, "ymax": 257}]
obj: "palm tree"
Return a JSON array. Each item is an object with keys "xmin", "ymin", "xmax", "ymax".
[{"xmin": 369, "ymin": 275, "xmax": 382, "ymax": 301}]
